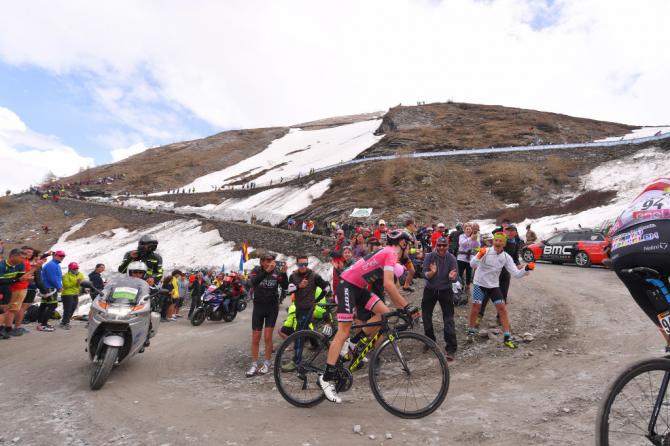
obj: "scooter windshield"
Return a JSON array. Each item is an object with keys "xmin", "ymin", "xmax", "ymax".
[{"xmin": 110, "ymin": 286, "xmax": 140, "ymax": 304}]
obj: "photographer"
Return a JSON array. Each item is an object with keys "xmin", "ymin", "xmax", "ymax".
[{"xmin": 246, "ymin": 253, "xmax": 288, "ymax": 377}]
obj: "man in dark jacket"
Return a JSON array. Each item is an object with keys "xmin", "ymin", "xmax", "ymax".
[
  {"xmin": 422, "ymin": 237, "xmax": 459, "ymax": 360},
  {"xmin": 118, "ymin": 234, "xmax": 163, "ymax": 281},
  {"xmin": 188, "ymin": 272, "xmax": 208, "ymax": 319},
  {"xmin": 448, "ymin": 223, "xmax": 463, "ymax": 256},
  {"xmin": 246, "ymin": 253, "xmax": 288, "ymax": 377},
  {"xmin": 88, "ymin": 264, "xmax": 105, "ymax": 297}
]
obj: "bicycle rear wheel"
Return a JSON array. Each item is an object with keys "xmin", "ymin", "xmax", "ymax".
[
  {"xmin": 596, "ymin": 357, "xmax": 670, "ymax": 446},
  {"xmin": 368, "ymin": 331, "xmax": 449, "ymax": 418},
  {"xmin": 274, "ymin": 330, "xmax": 329, "ymax": 408}
]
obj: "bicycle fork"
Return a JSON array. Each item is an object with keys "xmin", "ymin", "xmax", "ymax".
[{"xmin": 388, "ymin": 333, "xmax": 411, "ymax": 375}]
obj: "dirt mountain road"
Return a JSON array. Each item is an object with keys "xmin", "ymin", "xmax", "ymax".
[{"xmin": 1, "ymin": 265, "xmax": 660, "ymax": 445}]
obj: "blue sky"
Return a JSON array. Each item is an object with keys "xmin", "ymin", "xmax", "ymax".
[{"xmin": 0, "ymin": 0, "xmax": 668, "ymax": 194}]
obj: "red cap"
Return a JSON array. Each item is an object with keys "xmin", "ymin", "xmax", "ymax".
[
  {"xmin": 68, "ymin": 262, "xmax": 79, "ymax": 270},
  {"xmin": 54, "ymin": 250, "xmax": 66, "ymax": 257}
]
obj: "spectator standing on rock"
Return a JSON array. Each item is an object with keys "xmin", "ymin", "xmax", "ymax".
[
  {"xmin": 37, "ymin": 251, "xmax": 65, "ymax": 332},
  {"xmin": 0, "ymin": 249, "xmax": 33, "ymax": 339},
  {"xmin": 247, "ymin": 253, "xmax": 288, "ymax": 377},
  {"xmin": 422, "ymin": 237, "xmax": 459, "ymax": 361},
  {"xmin": 60, "ymin": 262, "xmax": 85, "ymax": 330},
  {"xmin": 525, "ymin": 224, "xmax": 537, "ymax": 245}
]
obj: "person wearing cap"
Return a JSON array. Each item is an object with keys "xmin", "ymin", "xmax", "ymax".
[
  {"xmin": 422, "ymin": 236, "xmax": 459, "ymax": 360},
  {"xmin": 247, "ymin": 252, "xmax": 288, "ymax": 377},
  {"xmin": 60, "ymin": 261, "xmax": 85, "ymax": 330},
  {"xmin": 468, "ymin": 232, "xmax": 533, "ymax": 349},
  {"xmin": 431, "ymin": 223, "xmax": 447, "ymax": 249},
  {"xmin": 373, "ymin": 220, "xmax": 387, "ymax": 244}
]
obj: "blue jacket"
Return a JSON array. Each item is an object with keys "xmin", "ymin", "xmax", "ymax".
[{"xmin": 42, "ymin": 259, "xmax": 63, "ymax": 289}]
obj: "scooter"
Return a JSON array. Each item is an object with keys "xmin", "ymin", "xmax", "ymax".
[{"xmin": 84, "ymin": 278, "xmax": 165, "ymax": 390}]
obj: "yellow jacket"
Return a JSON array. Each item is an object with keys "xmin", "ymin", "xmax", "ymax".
[{"xmin": 62, "ymin": 271, "xmax": 85, "ymax": 295}]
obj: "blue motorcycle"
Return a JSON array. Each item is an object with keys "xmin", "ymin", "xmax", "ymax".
[{"xmin": 190, "ymin": 285, "xmax": 238, "ymax": 326}]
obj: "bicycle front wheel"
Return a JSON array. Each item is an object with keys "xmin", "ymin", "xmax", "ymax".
[
  {"xmin": 368, "ymin": 331, "xmax": 449, "ymax": 419},
  {"xmin": 596, "ymin": 357, "xmax": 670, "ymax": 446},
  {"xmin": 274, "ymin": 330, "xmax": 329, "ymax": 408}
]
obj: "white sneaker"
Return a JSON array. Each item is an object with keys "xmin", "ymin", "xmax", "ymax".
[
  {"xmin": 258, "ymin": 360, "xmax": 271, "ymax": 375},
  {"xmin": 170, "ymin": 316, "xmax": 177, "ymax": 321},
  {"xmin": 245, "ymin": 363, "xmax": 259, "ymax": 377},
  {"xmin": 318, "ymin": 375, "xmax": 342, "ymax": 404}
]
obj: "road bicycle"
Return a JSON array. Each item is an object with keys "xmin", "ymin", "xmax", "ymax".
[
  {"xmin": 274, "ymin": 304, "xmax": 449, "ymax": 418},
  {"xmin": 596, "ymin": 267, "xmax": 670, "ymax": 445}
]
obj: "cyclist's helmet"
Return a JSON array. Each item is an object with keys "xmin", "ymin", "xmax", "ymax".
[
  {"xmin": 138, "ymin": 234, "xmax": 158, "ymax": 253},
  {"xmin": 386, "ymin": 229, "xmax": 412, "ymax": 246},
  {"xmin": 127, "ymin": 261, "xmax": 148, "ymax": 277}
]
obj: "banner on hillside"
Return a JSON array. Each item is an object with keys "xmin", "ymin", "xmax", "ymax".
[{"xmin": 350, "ymin": 208, "xmax": 373, "ymax": 218}]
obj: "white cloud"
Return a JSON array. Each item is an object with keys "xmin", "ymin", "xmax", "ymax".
[
  {"xmin": 0, "ymin": 106, "xmax": 94, "ymax": 193},
  {"xmin": 0, "ymin": 0, "xmax": 668, "ymax": 134},
  {"xmin": 110, "ymin": 142, "xmax": 149, "ymax": 162}
]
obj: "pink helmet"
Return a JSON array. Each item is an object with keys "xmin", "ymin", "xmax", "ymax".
[
  {"xmin": 68, "ymin": 262, "xmax": 79, "ymax": 270},
  {"xmin": 394, "ymin": 263, "xmax": 405, "ymax": 278}
]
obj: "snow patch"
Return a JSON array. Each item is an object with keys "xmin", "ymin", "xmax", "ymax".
[
  {"xmin": 595, "ymin": 126, "xmax": 670, "ymax": 142},
  {"xmin": 177, "ymin": 120, "xmax": 382, "ymax": 192}
]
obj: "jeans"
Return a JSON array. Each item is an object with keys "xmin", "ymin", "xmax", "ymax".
[
  {"xmin": 61, "ymin": 294, "xmax": 79, "ymax": 325},
  {"xmin": 421, "ymin": 288, "xmax": 457, "ymax": 354},
  {"xmin": 292, "ymin": 308, "xmax": 313, "ymax": 363}
]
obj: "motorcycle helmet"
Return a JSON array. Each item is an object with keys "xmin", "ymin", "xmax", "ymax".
[
  {"xmin": 138, "ymin": 234, "xmax": 158, "ymax": 253},
  {"xmin": 127, "ymin": 261, "xmax": 148, "ymax": 277}
]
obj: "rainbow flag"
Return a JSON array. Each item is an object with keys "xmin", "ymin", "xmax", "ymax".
[{"xmin": 239, "ymin": 240, "xmax": 249, "ymax": 271}]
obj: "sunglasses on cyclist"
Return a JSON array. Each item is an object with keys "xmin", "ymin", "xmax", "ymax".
[
  {"xmin": 436, "ymin": 244, "xmax": 448, "ymax": 247},
  {"xmin": 298, "ymin": 262, "xmax": 309, "ymax": 267}
]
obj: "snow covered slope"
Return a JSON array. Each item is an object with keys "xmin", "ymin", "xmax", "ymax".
[
  {"xmin": 595, "ymin": 126, "xmax": 670, "ymax": 142},
  {"xmin": 516, "ymin": 148, "xmax": 670, "ymax": 239},
  {"xmin": 51, "ymin": 219, "xmax": 330, "ymax": 277},
  {"xmin": 178, "ymin": 119, "xmax": 382, "ymax": 192}
]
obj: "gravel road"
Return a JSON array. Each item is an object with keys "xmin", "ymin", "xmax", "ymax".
[{"xmin": 1, "ymin": 265, "xmax": 661, "ymax": 445}]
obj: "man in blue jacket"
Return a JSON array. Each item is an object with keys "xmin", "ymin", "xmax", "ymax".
[{"xmin": 37, "ymin": 250, "xmax": 65, "ymax": 332}]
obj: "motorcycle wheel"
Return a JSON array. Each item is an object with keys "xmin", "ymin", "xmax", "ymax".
[
  {"xmin": 90, "ymin": 346, "xmax": 118, "ymax": 390},
  {"xmin": 237, "ymin": 300, "xmax": 247, "ymax": 312},
  {"xmin": 191, "ymin": 308, "xmax": 206, "ymax": 326},
  {"xmin": 223, "ymin": 309, "xmax": 237, "ymax": 322}
]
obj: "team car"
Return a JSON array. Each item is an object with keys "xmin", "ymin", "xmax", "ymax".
[{"xmin": 521, "ymin": 229, "xmax": 609, "ymax": 267}]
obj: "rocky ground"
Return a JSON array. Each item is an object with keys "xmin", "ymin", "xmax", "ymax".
[{"xmin": 1, "ymin": 264, "xmax": 661, "ymax": 445}]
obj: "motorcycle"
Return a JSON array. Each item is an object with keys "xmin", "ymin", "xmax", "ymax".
[
  {"xmin": 190, "ymin": 285, "xmax": 240, "ymax": 326},
  {"xmin": 84, "ymin": 279, "xmax": 165, "ymax": 390}
]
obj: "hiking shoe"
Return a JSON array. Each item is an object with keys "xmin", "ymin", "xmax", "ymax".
[
  {"xmin": 0, "ymin": 329, "xmax": 10, "ymax": 339},
  {"xmin": 8, "ymin": 328, "xmax": 23, "ymax": 337},
  {"xmin": 503, "ymin": 339, "xmax": 518, "ymax": 349},
  {"xmin": 318, "ymin": 375, "xmax": 342, "ymax": 404},
  {"xmin": 15, "ymin": 327, "xmax": 30, "ymax": 334},
  {"xmin": 245, "ymin": 363, "xmax": 259, "ymax": 377},
  {"xmin": 258, "ymin": 361, "xmax": 271, "ymax": 375},
  {"xmin": 60, "ymin": 324, "xmax": 71, "ymax": 330},
  {"xmin": 281, "ymin": 360, "xmax": 297, "ymax": 372}
]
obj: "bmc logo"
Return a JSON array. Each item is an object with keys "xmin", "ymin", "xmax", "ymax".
[{"xmin": 543, "ymin": 245, "xmax": 572, "ymax": 256}]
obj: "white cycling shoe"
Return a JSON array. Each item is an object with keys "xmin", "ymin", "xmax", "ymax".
[{"xmin": 318, "ymin": 375, "xmax": 342, "ymax": 404}]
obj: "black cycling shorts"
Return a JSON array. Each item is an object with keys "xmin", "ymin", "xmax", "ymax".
[
  {"xmin": 23, "ymin": 289, "xmax": 37, "ymax": 304},
  {"xmin": 252, "ymin": 302, "xmax": 279, "ymax": 331},
  {"xmin": 611, "ymin": 220, "xmax": 670, "ymax": 326},
  {"xmin": 335, "ymin": 280, "xmax": 381, "ymax": 323}
]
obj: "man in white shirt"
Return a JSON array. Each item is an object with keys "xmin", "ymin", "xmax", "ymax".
[{"xmin": 468, "ymin": 232, "xmax": 534, "ymax": 348}]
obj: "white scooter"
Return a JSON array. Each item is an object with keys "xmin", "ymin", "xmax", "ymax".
[{"xmin": 84, "ymin": 277, "xmax": 163, "ymax": 390}]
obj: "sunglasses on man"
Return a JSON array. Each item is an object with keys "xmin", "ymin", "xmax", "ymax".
[
  {"xmin": 436, "ymin": 244, "xmax": 448, "ymax": 247},
  {"xmin": 298, "ymin": 262, "xmax": 309, "ymax": 267}
]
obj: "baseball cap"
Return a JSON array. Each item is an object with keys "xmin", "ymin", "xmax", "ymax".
[
  {"xmin": 379, "ymin": 219, "xmax": 386, "ymax": 225},
  {"xmin": 506, "ymin": 225, "xmax": 517, "ymax": 231},
  {"xmin": 54, "ymin": 250, "xmax": 66, "ymax": 257},
  {"xmin": 436, "ymin": 237, "xmax": 448, "ymax": 245},
  {"xmin": 260, "ymin": 252, "xmax": 276, "ymax": 260},
  {"xmin": 437, "ymin": 223, "xmax": 445, "ymax": 228}
]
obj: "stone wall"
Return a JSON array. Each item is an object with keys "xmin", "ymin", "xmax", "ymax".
[{"xmin": 58, "ymin": 198, "xmax": 333, "ymax": 257}]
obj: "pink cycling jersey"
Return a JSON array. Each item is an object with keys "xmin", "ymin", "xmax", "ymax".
[
  {"xmin": 610, "ymin": 178, "xmax": 670, "ymax": 235},
  {"xmin": 340, "ymin": 246, "xmax": 398, "ymax": 289}
]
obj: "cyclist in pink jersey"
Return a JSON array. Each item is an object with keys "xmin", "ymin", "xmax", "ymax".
[{"xmin": 318, "ymin": 230, "xmax": 419, "ymax": 404}]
